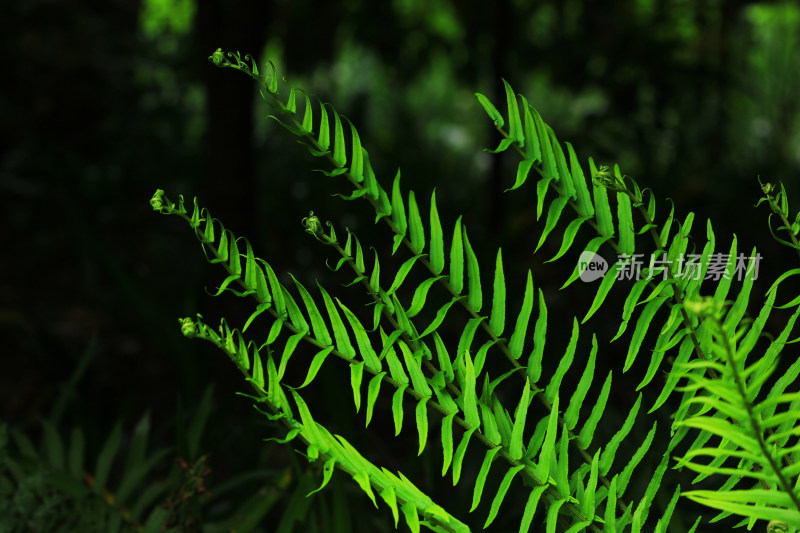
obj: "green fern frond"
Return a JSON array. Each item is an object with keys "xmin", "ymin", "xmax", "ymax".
[{"xmin": 675, "ymin": 296, "xmax": 800, "ymax": 529}]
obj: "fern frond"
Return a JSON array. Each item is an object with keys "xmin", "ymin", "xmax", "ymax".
[
  {"xmin": 675, "ymin": 296, "xmax": 800, "ymax": 529},
  {"xmin": 156, "ymin": 188, "xmax": 616, "ymax": 531}
]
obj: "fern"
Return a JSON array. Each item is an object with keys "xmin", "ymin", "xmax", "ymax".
[{"xmin": 150, "ymin": 48, "xmax": 800, "ymax": 532}]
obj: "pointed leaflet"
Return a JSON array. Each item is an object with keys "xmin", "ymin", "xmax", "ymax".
[
  {"xmin": 578, "ymin": 371, "xmax": 612, "ymax": 448},
  {"xmin": 527, "ymin": 289, "xmax": 547, "ymax": 383},
  {"xmin": 290, "ymin": 274, "xmax": 332, "ymax": 346},
  {"xmin": 456, "ymin": 317, "xmax": 483, "ymax": 374},
  {"xmin": 299, "ymin": 346, "xmax": 335, "ymax": 388},
  {"xmin": 509, "ymin": 380, "xmax": 532, "ymax": 459},
  {"xmin": 508, "ymin": 270, "xmax": 534, "ymax": 359},
  {"xmin": 566, "ymin": 142, "xmax": 594, "ymax": 218},
  {"xmin": 548, "ymin": 127, "xmax": 576, "ymax": 198},
  {"xmin": 478, "ymin": 401, "xmax": 501, "ymax": 442},
  {"xmin": 407, "ymin": 275, "xmax": 445, "ymax": 317},
  {"xmin": 545, "ymin": 318, "xmax": 579, "ymax": 403},
  {"xmin": 308, "ymin": 457, "xmax": 337, "ymax": 497},
  {"xmin": 449, "ymin": 216, "xmax": 464, "ymax": 294},
  {"xmin": 282, "ymin": 287, "xmax": 309, "ymax": 332},
  {"xmin": 265, "ymin": 316, "xmax": 284, "ymax": 345},
  {"xmin": 379, "ymin": 485, "xmax": 400, "ymax": 527},
  {"xmin": 535, "ymin": 173, "xmax": 554, "ymax": 221},
  {"xmin": 617, "ymin": 422, "xmax": 656, "ymax": 497},
  {"xmin": 369, "ymin": 248, "xmax": 381, "ymax": 293},
  {"xmin": 547, "ymin": 216, "xmax": 592, "ymax": 263},
  {"xmin": 408, "ymin": 190, "xmax": 425, "ymax": 253},
  {"xmin": 418, "ymin": 295, "xmax": 465, "ymax": 338},
  {"xmin": 484, "ymin": 464, "xmax": 526, "ymax": 528},
  {"xmin": 245, "ymin": 240, "xmax": 270, "ymax": 303},
  {"xmin": 391, "ymin": 294, "xmax": 417, "ymax": 338},
  {"xmin": 532, "ymin": 107, "xmax": 558, "ymax": 182},
  {"xmin": 336, "ymin": 299, "xmax": 381, "ymax": 371},
  {"xmin": 491, "ymin": 397, "xmax": 514, "ymax": 450},
  {"xmin": 332, "ymin": 108, "xmax": 346, "ymax": 167},
  {"xmin": 301, "ymin": 92, "xmax": 313, "ymax": 133},
  {"xmin": 415, "ymin": 396, "xmax": 429, "ymax": 455},
  {"xmin": 397, "ymin": 340, "xmax": 432, "ymax": 398},
  {"xmin": 617, "ymin": 189, "xmax": 635, "ymax": 255},
  {"xmin": 391, "ymin": 170, "xmax": 407, "ymax": 251},
  {"xmin": 507, "ymin": 159, "xmax": 536, "ymax": 192},
  {"xmin": 278, "ymin": 331, "xmax": 306, "ymax": 381},
  {"xmin": 520, "ymin": 96, "xmax": 541, "ymax": 162},
  {"xmin": 489, "ymin": 248, "xmax": 506, "ymax": 336},
  {"xmin": 400, "ymin": 503, "xmax": 420, "ymax": 533},
  {"xmin": 518, "ymin": 485, "xmax": 548, "ymax": 533},
  {"xmin": 290, "ymin": 389, "xmax": 324, "ymax": 448},
  {"xmin": 452, "ymin": 427, "xmax": 476, "ymax": 485},
  {"xmin": 611, "ymin": 277, "xmax": 650, "ymax": 341},
  {"xmin": 649, "ymin": 338, "xmax": 694, "ymax": 414},
  {"xmin": 537, "ymin": 394, "xmax": 559, "ymax": 483},
  {"xmin": 637, "ymin": 319, "xmax": 681, "ymax": 391},
  {"xmin": 380, "ymin": 330, "xmax": 409, "ymax": 384},
  {"xmin": 429, "ymin": 190, "xmax": 445, "ymax": 274},
  {"xmin": 440, "ymin": 411, "xmax": 456, "ymax": 476},
  {"xmin": 362, "ymin": 148, "xmax": 380, "ymax": 201},
  {"xmin": 623, "ymin": 296, "xmax": 669, "ymax": 373},
  {"xmin": 470, "ymin": 446, "xmax": 502, "ymax": 512},
  {"xmin": 555, "ymin": 423, "xmax": 571, "ymax": 499},
  {"xmin": 365, "ymin": 372, "xmax": 386, "ymax": 427},
  {"xmin": 387, "ymin": 254, "xmax": 424, "ymax": 296},
  {"xmin": 582, "ymin": 262, "xmax": 623, "ymax": 324},
  {"xmin": 565, "ymin": 334, "xmax": 598, "ymax": 430},
  {"xmin": 250, "ymin": 344, "xmax": 265, "ymax": 389},
  {"xmin": 317, "ymin": 100, "xmax": 330, "ymax": 151},
  {"xmin": 350, "ymin": 361, "xmax": 364, "ymax": 412},
  {"xmin": 535, "ymin": 197, "xmax": 570, "ymax": 253},
  {"xmin": 474, "ymin": 92, "xmax": 504, "ymax": 127},
  {"xmin": 462, "ymin": 350, "xmax": 481, "ymax": 428},
  {"xmin": 344, "ymin": 116, "xmax": 363, "ymax": 182},
  {"xmin": 503, "ymin": 79, "xmax": 523, "ymax": 144},
  {"xmin": 392, "ymin": 384, "xmax": 407, "ymax": 436},
  {"xmin": 433, "ymin": 332, "xmax": 455, "ymax": 383},
  {"xmin": 604, "ymin": 476, "xmax": 619, "ymax": 532},
  {"xmin": 599, "ymin": 394, "xmax": 642, "ymax": 476},
  {"xmin": 317, "ymin": 282, "xmax": 356, "ymax": 357},
  {"xmin": 582, "ymin": 451, "xmax": 600, "ymax": 518},
  {"xmin": 463, "ymin": 225, "xmax": 482, "ymax": 312}
]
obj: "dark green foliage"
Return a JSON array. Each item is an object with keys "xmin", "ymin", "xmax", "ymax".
[{"xmin": 151, "ymin": 49, "xmax": 800, "ymax": 532}]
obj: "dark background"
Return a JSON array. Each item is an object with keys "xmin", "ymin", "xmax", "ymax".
[{"xmin": 3, "ymin": 0, "xmax": 800, "ymax": 531}]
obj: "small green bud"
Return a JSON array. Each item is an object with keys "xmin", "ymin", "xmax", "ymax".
[
  {"xmin": 683, "ymin": 296, "xmax": 726, "ymax": 320},
  {"xmin": 761, "ymin": 182, "xmax": 774, "ymax": 195},
  {"xmin": 302, "ymin": 211, "xmax": 323, "ymax": 235},
  {"xmin": 592, "ymin": 165, "xmax": 627, "ymax": 192},
  {"xmin": 767, "ymin": 520, "xmax": 789, "ymax": 533},
  {"xmin": 209, "ymin": 48, "xmax": 225, "ymax": 66},
  {"xmin": 179, "ymin": 317, "xmax": 197, "ymax": 338},
  {"xmin": 150, "ymin": 189, "xmax": 165, "ymax": 211}
]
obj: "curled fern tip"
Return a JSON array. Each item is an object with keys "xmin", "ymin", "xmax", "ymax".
[
  {"xmin": 209, "ymin": 47, "xmax": 225, "ymax": 66},
  {"xmin": 179, "ymin": 317, "xmax": 197, "ymax": 338}
]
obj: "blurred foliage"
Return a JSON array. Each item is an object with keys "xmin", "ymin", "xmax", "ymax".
[{"xmin": 2, "ymin": 0, "xmax": 800, "ymax": 530}]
